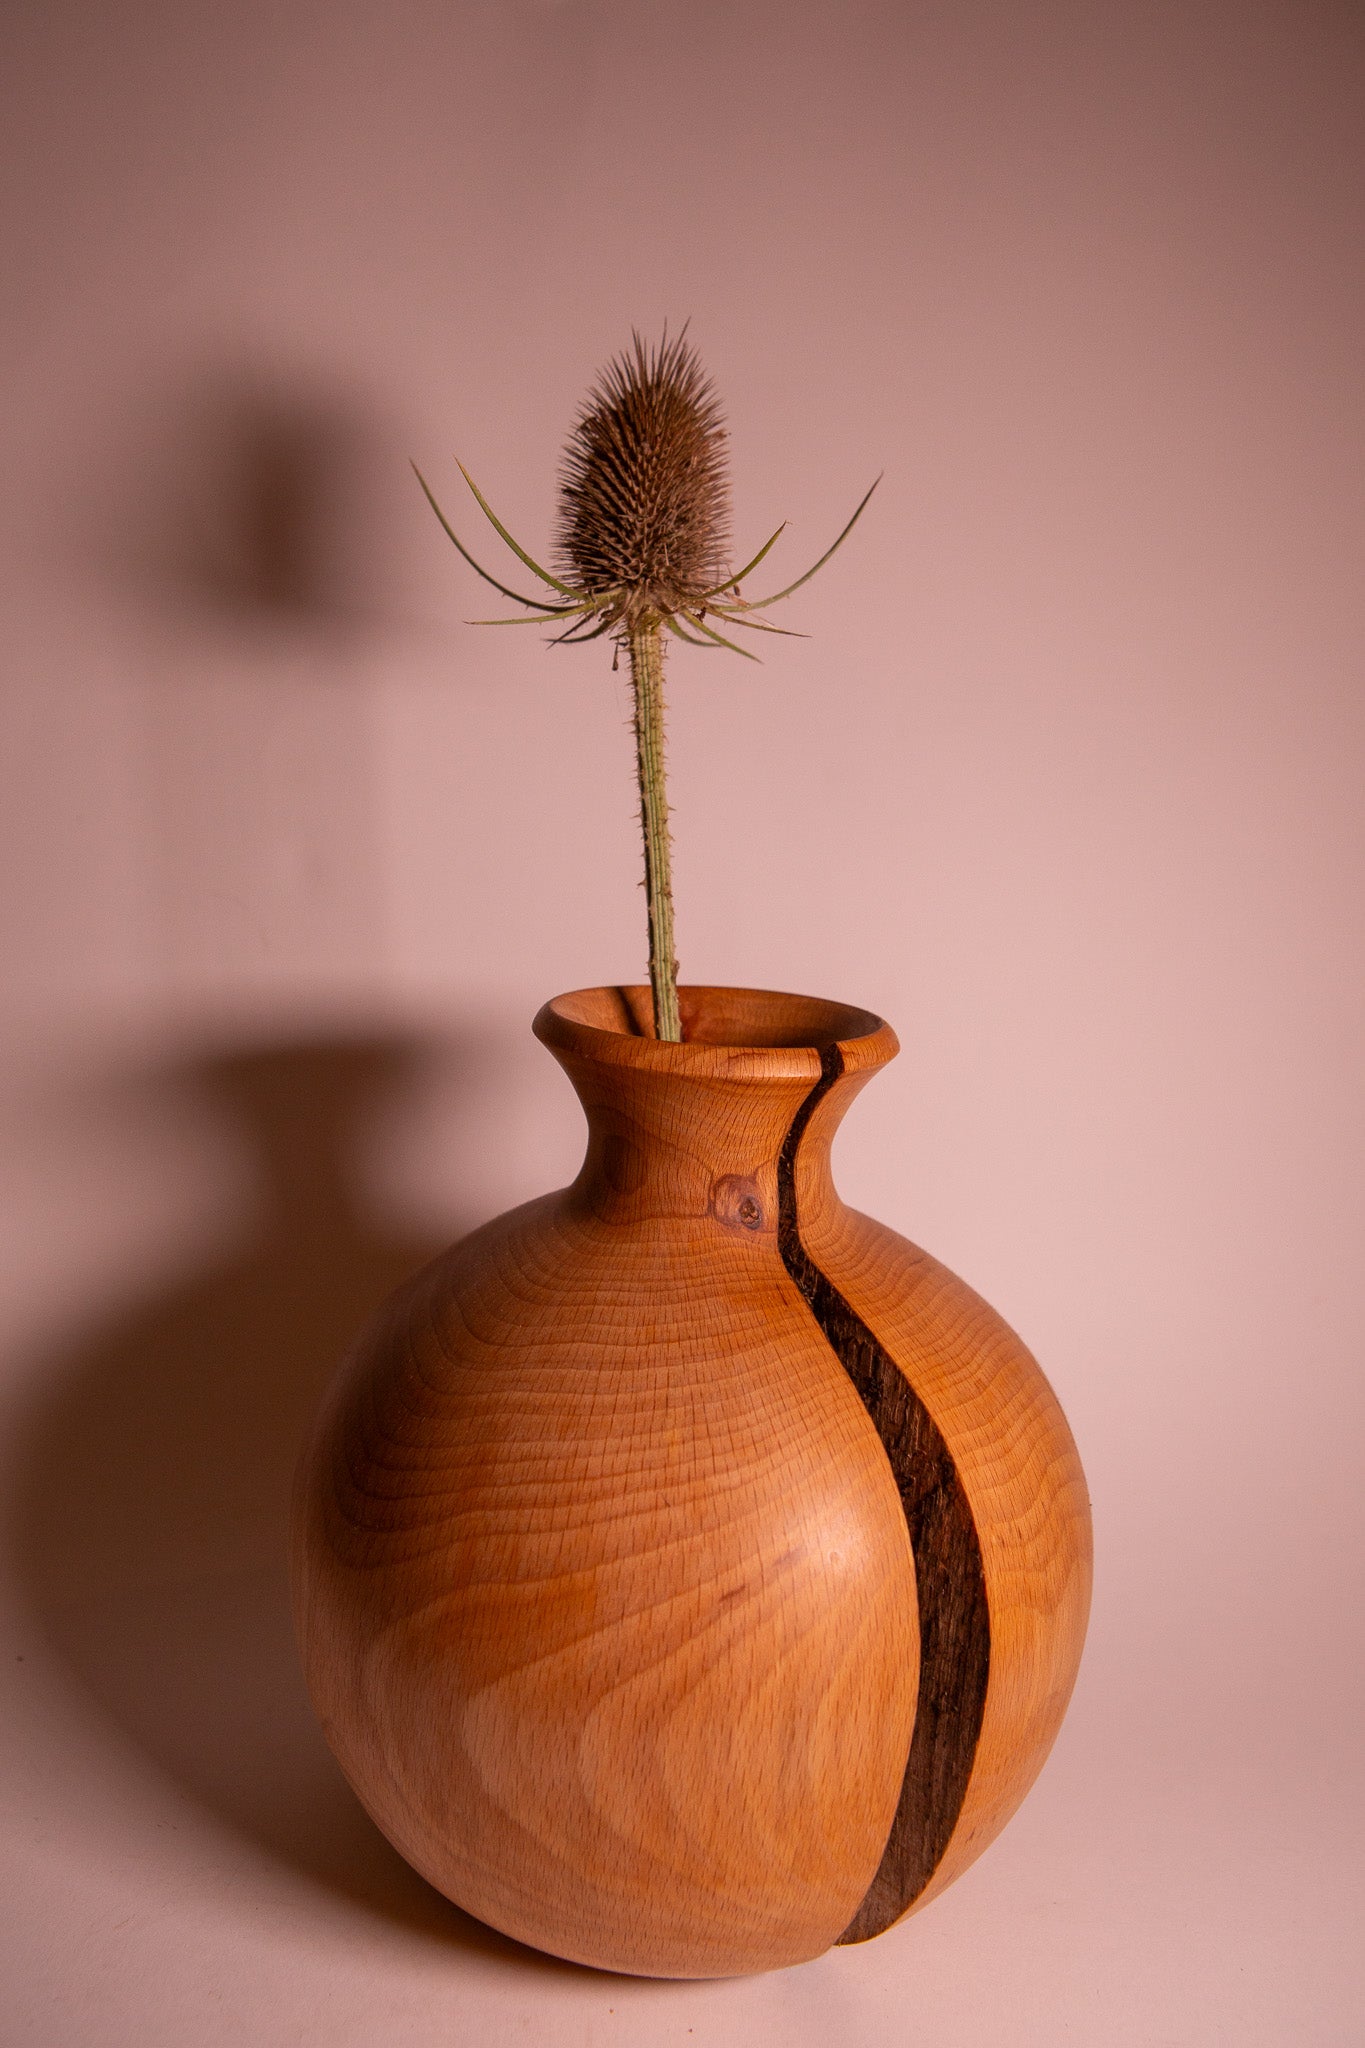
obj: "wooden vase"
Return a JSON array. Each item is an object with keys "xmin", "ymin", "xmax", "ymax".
[{"xmin": 292, "ymin": 985, "xmax": 1091, "ymax": 1978}]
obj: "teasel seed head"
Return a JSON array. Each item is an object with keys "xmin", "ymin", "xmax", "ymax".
[
  {"xmin": 413, "ymin": 326, "xmax": 877, "ymax": 657},
  {"xmin": 556, "ymin": 329, "xmax": 730, "ymax": 629}
]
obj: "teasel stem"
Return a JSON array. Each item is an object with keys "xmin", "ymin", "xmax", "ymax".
[{"xmin": 628, "ymin": 618, "xmax": 681, "ymax": 1042}]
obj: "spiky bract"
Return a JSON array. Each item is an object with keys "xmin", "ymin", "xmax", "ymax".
[{"xmin": 556, "ymin": 332, "xmax": 730, "ymax": 629}]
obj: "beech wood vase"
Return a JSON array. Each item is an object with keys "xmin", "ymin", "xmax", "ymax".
[{"xmin": 292, "ymin": 985, "xmax": 1091, "ymax": 1977}]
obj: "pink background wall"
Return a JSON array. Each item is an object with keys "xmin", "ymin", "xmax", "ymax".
[{"xmin": 2, "ymin": 2, "xmax": 1362, "ymax": 2041}]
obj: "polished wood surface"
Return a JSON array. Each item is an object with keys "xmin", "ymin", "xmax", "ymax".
[{"xmin": 292, "ymin": 986, "xmax": 1091, "ymax": 1977}]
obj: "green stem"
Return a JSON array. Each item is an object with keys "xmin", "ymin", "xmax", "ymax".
[{"xmin": 627, "ymin": 619, "xmax": 681, "ymax": 1042}]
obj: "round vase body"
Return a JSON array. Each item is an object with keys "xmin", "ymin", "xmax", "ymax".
[{"xmin": 292, "ymin": 987, "xmax": 1091, "ymax": 1977}]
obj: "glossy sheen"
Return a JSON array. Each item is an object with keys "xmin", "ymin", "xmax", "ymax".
[{"xmin": 292, "ymin": 986, "xmax": 1091, "ymax": 1977}]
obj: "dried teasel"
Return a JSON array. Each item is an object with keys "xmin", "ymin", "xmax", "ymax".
[{"xmin": 416, "ymin": 329, "xmax": 877, "ymax": 1041}]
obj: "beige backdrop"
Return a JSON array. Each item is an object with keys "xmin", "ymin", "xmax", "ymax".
[{"xmin": 2, "ymin": 2, "xmax": 1362, "ymax": 2042}]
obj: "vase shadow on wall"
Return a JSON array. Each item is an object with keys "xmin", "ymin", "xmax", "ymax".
[{"xmin": 6, "ymin": 1033, "xmax": 577, "ymax": 1970}]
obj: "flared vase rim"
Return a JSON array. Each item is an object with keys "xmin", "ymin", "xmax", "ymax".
[{"xmin": 533, "ymin": 983, "xmax": 899, "ymax": 1083}]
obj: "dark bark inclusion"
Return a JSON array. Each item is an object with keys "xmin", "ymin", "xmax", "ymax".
[{"xmin": 776, "ymin": 1046, "xmax": 991, "ymax": 1944}]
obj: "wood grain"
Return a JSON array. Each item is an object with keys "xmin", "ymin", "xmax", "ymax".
[{"xmin": 292, "ymin": 986, "xmax": 1090, "ymax": 1976}]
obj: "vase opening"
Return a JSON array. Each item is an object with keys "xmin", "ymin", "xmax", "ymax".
[{"xmin": 537, "ymin": 983, "xmax": 893, "ymax": 1061}]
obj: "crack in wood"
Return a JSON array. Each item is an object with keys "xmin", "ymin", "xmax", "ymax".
[{"xmin": 776, "ymin": 1045, "xmax": 991, "ymax": 1943}]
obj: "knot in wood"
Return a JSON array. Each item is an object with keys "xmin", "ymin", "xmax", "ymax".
[{"xmin": 710, "ymin": 1174, "xmax": 767, "ymax": 1233}]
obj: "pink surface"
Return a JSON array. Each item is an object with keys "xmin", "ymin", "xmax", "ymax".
[{"xmin": 2, "ymin": 1, "xmax": 1362, "ymax": 2040}]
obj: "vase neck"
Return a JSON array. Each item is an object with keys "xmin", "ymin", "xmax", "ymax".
[{"xmin": 533, "ymin": 986, "xmax": 897, "ymax": 1234}]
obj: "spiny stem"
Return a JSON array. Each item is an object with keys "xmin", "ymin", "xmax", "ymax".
[{"xmin": 628, "ymin": 620, "xmax": 681, "ymax": 1042}]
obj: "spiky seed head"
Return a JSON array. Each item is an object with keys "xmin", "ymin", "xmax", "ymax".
[{"xmin": 556, "ymin": 330, "xmax": 730, "ymax": 628}]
